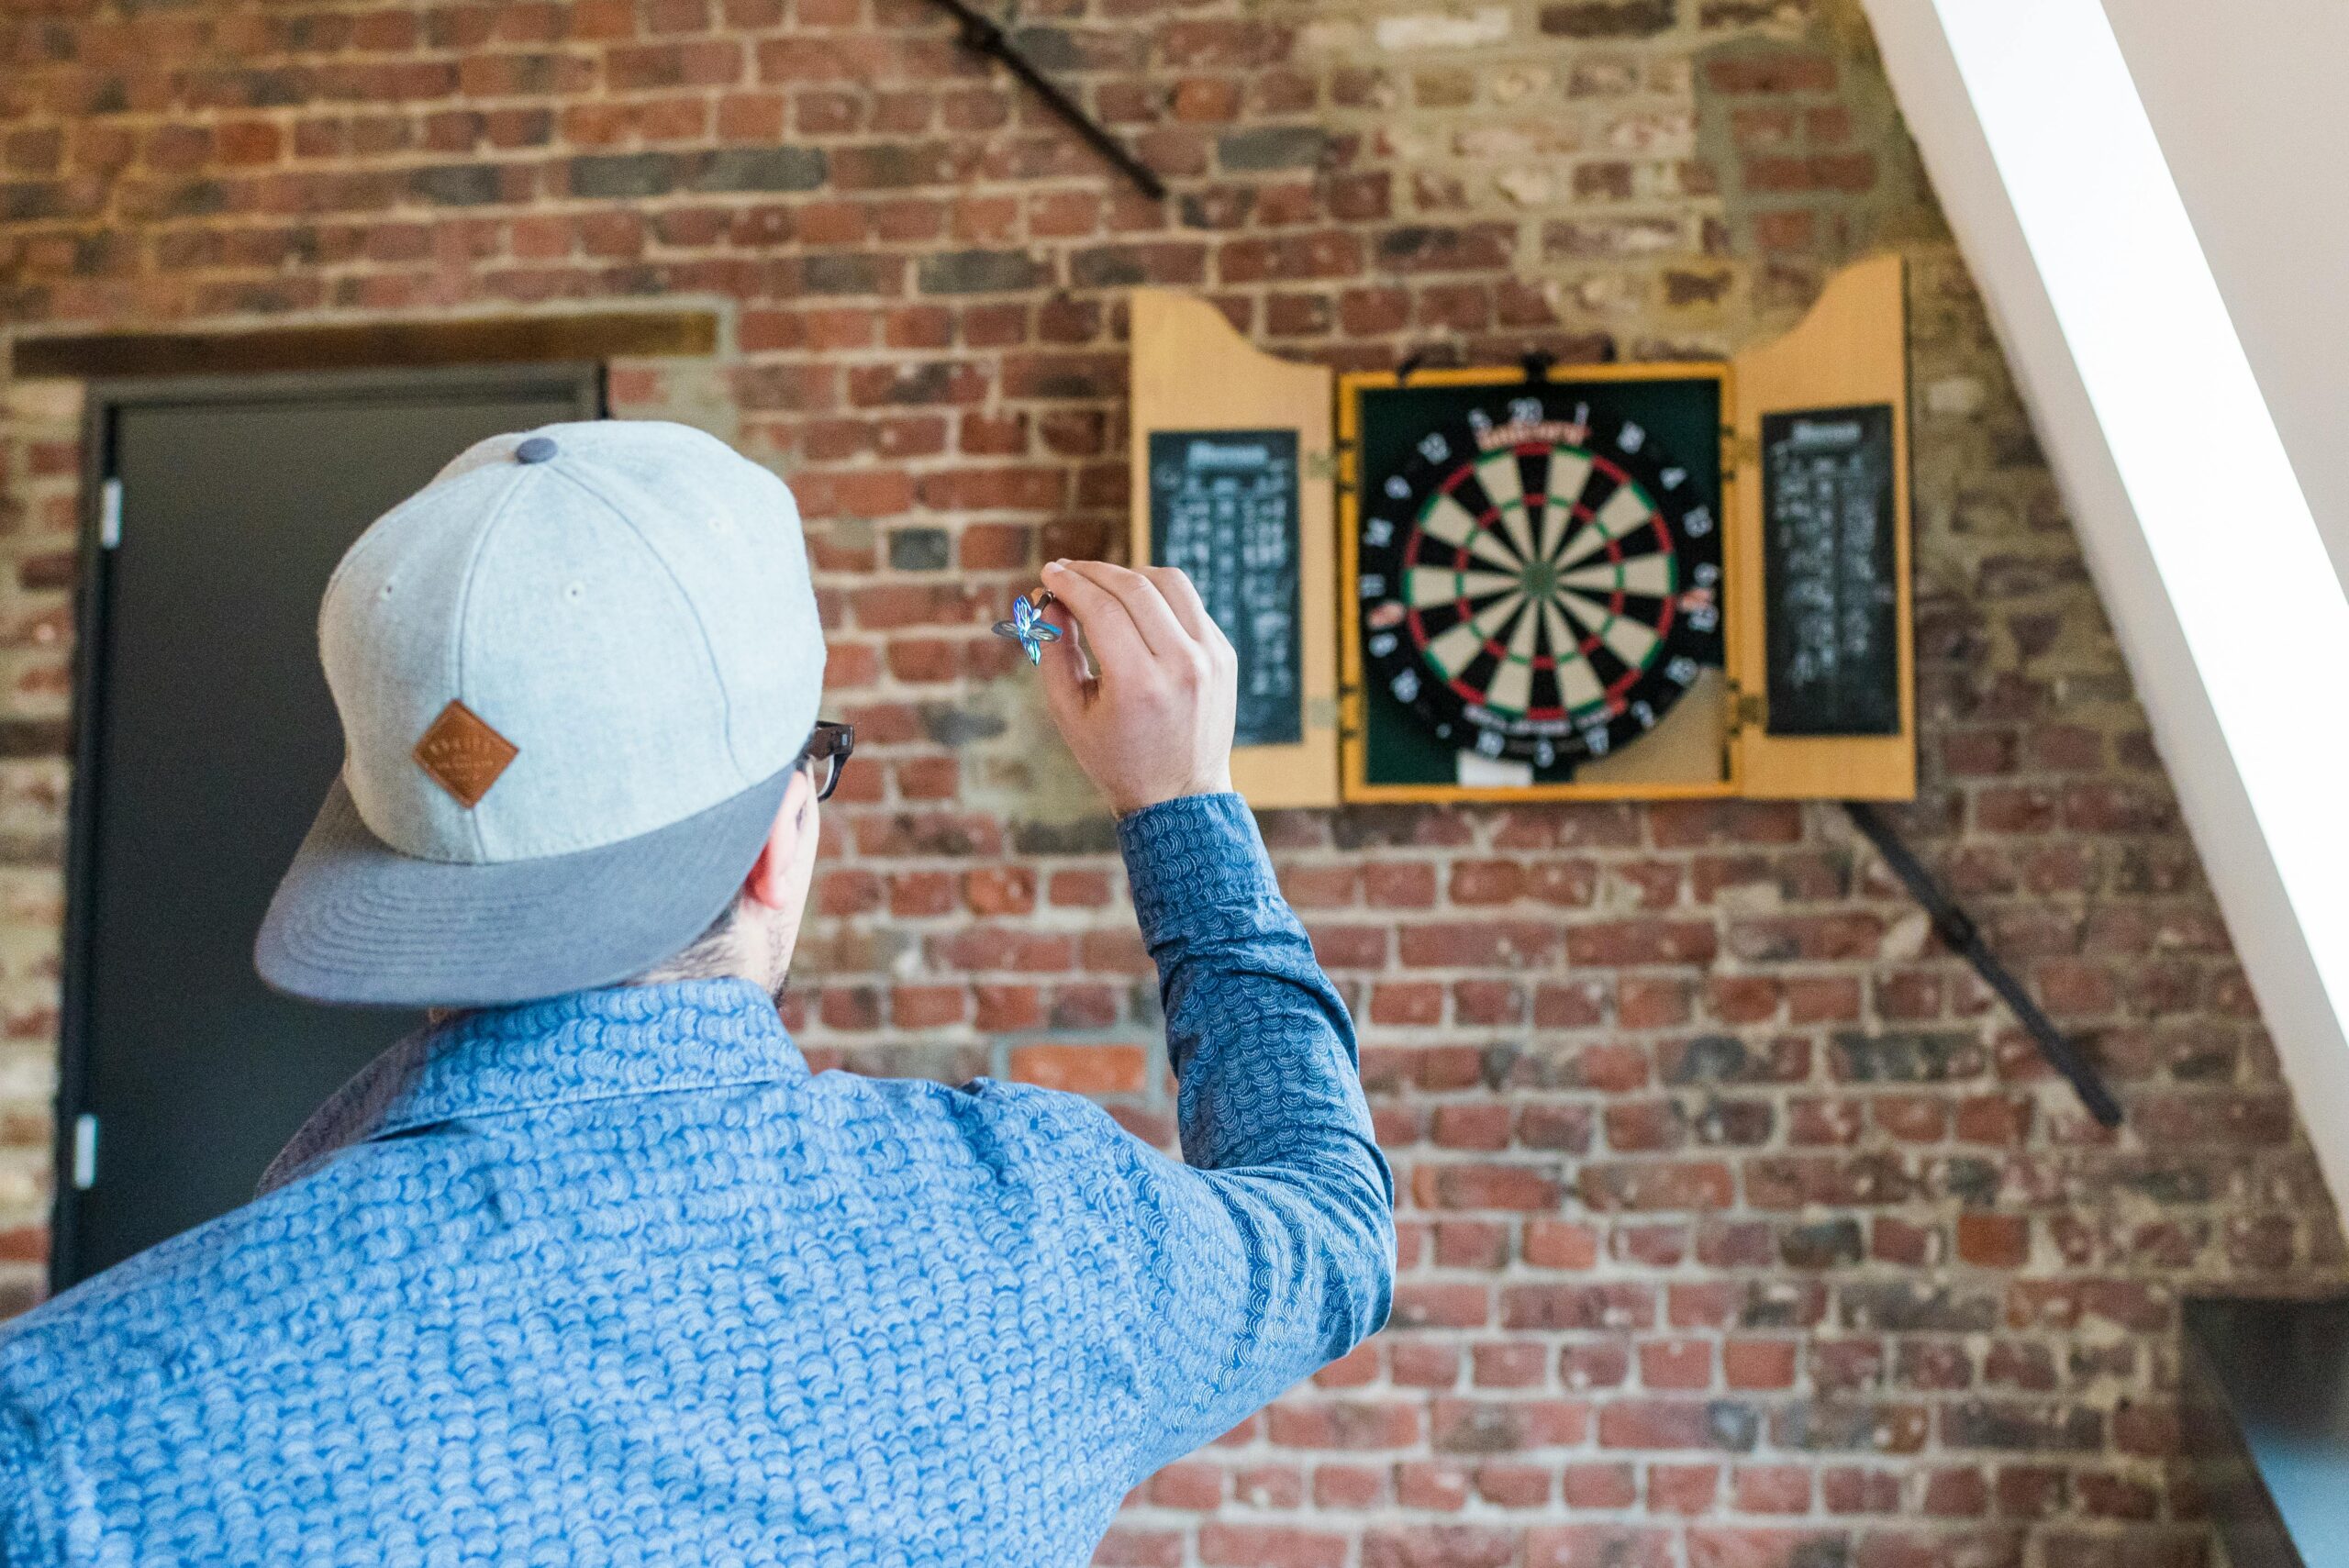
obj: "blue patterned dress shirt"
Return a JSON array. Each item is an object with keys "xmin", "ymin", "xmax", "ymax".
[{"xmin": 0, "ymin": 792, "xmax": 1393, "ymax": 1564}]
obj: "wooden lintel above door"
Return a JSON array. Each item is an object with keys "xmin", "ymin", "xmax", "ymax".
[{"xmin": 12, "ymin": 309, "xmax": 718, "ymax": 381}]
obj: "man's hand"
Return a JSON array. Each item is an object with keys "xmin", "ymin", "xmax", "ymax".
[{"xmin": 1036, "ymin": 560, "xmax": 1236, "ymax": 817}]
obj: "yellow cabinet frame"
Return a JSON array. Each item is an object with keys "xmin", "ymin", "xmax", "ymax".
[{"xmin": 1128, "ymin": 253, "xmax": 1914, "ymax": 809}]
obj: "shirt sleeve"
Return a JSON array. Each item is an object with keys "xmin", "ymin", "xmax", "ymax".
[{"xmin": 1103, "ymin": 791, "xmax": 1396, "ymax": 1476}]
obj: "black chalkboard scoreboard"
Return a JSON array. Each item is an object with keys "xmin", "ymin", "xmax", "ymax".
[
  {"xmin": 1146, "ymin": 429, "xmax": 1304, "ymax": 747},
  {"xmin": 1761, "ymin": 406, "xmax": 1900, "ymax": 738},
  {"xmin": 1128, "ymin": 254, "xmax": 1914, "ymax": 806}
]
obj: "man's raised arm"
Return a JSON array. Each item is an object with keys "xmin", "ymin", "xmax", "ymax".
[{"xmin": 1038, "ymin": 560, "xmax": 1396, "ymax": 1474}]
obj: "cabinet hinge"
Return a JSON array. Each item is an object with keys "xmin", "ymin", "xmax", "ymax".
[
  {"xmin": 1334, "ymin": 683, "xmax": 1364, "ymax": 741},
  {"xmin": 1726, "ymin": 683, "xmax": 1766, "ymax": 736}
]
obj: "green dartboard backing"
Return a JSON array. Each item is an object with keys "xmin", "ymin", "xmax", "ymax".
[{"xmin": 1350, "ymin": 373, "xmax": 1723, "ymax": 788}]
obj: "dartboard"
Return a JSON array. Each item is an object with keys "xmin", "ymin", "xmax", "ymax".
[{"xmin": 1356, "ymin": 390, "xmax": 1724, "ymax": 769}]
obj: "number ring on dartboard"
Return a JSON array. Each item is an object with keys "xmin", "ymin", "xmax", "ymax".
[{"xmin": 1357, "ymin": 401, "xmax": 1724, "ymax": 769}]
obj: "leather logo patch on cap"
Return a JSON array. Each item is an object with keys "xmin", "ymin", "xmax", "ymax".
[{"xmin": 414, "ymin": 700, "xmax": 517, "ymax": 808}]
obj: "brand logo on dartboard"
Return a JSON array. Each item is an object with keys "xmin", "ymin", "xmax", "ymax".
[{"xmin": 1474, "ymin": 417, "xmax": 1589, "ymax": 453}]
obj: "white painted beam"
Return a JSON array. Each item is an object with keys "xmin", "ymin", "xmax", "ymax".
[
  {"xmin": 1861, "ymin": 0, "xmax": 2349, "ymax": 1210},
  {"xmin": 2104, "ymin": 0, "xmax": 2349, "ymax": 604}
]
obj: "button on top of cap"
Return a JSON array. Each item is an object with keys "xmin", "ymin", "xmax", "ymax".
[{"xmin": 514, "ymin": 436, "xmax": 559, "ymax": 464}]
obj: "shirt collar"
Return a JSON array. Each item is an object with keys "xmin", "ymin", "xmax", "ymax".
[{"xmin": 260, "ymin": 979, "xmax": 807, "ymax": 1195}]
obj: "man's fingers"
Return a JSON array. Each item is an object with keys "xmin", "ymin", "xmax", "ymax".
[
  {"xmin": 1040, "ymin": 561, "xmax": 1149, "ymax": 676},
  {"xmin": 1060, "ymin": 561, "xmax": 1191, "ymax": 660},
  {"xmin": 1141, "ymin": 566, "xmax": 1229, "ymax": 652},
  {"xmin": 1034, "ymin": 599, "xmax": 1095, "ymax": 725}
]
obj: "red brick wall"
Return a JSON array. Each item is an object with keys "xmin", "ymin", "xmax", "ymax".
[{"xmin": 4, "ymin": 0, "xmax": 2343, "ymax": 1563}]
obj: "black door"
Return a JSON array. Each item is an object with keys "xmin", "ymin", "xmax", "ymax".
[{"xmin": 57, "ymin": 365, "xmax": 603, "ymax": 1286}]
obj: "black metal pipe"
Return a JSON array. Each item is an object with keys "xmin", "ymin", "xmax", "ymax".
[
  {"xmin": 1844, "ymin": 800, "xmax": 2124, "ymax": 1129},
  {"xmin": 922, "ymin": 0, "xmax": 1167, "ymax": 201}
]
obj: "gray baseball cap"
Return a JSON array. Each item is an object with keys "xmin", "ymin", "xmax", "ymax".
[{"xmin": 255, "ymin": 420, "xmax": 826, "ymax": 1007}]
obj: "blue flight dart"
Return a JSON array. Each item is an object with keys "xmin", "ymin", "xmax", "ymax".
[{"xmin": 991, "ymin": 591, "xmax": 1062, "ymax": 666}]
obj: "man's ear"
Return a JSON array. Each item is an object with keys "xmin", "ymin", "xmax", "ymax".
[{"xmin": 742, "ymin": 768, "xmax": 817, "ymax": 911}]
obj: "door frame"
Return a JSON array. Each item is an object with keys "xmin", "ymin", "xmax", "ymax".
[{"xmin": 53, "ymin": 362, "xmax": 604, "ymax": 1287}]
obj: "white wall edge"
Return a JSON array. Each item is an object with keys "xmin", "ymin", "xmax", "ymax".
[{"xmin": 1861, "ymin": 0, "xmax": 2349, "ymax": 1217}]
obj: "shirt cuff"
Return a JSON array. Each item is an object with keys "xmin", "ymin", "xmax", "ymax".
[{"xmin": 1118, "ymin": 792, "xmax": 1282, "ymax": 943}]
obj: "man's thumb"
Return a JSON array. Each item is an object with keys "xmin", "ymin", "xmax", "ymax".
[{"xmin": 1035, "ymin": 602, "xmax": 1090, "ymax": 725}]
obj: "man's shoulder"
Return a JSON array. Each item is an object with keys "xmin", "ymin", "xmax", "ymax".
[
  {"xmin": 888, "ymin": 1071, "xmax": 1139, "ymax": 1149},
  {"xmin": 0, "ymin": 1173, "xmax": 349, "ymax": 1430},
  {"xmin": 0, "ymin": 1164, "xmax": 406, "ymax": 1555},
  {"xmin": 811, "ymin": 1068, "xmax": 1166, "ymax": 1195}
]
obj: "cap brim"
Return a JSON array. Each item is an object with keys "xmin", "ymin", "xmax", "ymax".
[{"xmin": 255, "ymin": 765, "xmax": 796, "ymax": 1008}]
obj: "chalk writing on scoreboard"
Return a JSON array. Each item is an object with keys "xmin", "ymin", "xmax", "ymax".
[
  {"xmin": 1761, "ymin": 405, "xmax": 1900, "ymax": 738},
  {"xmin": 1148, "ymin": 429, "xmax": 1303, "ymax": 748}
]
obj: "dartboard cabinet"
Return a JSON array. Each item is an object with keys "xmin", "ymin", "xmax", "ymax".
[{"xmin": 1129, "ymin": 254, "xmax": 1913, "ymax": 807}]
